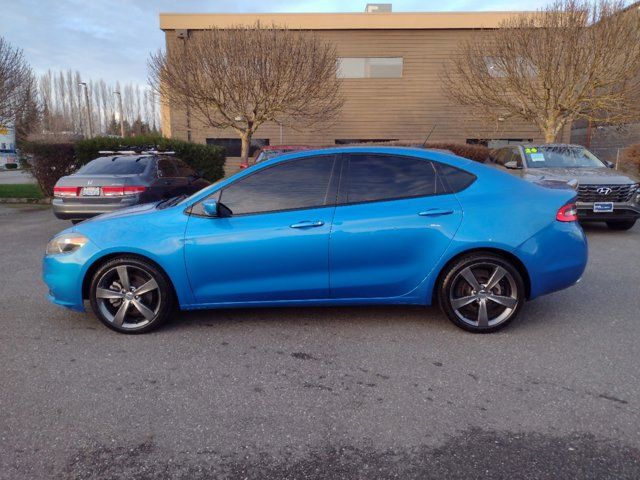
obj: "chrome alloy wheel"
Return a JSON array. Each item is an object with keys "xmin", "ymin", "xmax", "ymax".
[
  {"xmin": 449, "ymin": 262, "xmax": 518, "ymax": 328},
  {"xmin": 94, "ymin": 264, "xmax": 161, "ymax": 330}
]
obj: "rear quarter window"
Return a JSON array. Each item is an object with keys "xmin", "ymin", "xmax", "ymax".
[{"xmin": 435, "ymin": 163, "xmax": 477, "ymax": 193}]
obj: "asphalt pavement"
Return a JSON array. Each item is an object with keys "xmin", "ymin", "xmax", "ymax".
[{"xmin": 1, "ymin": 204, "xmax": 639, "ymax": 479}]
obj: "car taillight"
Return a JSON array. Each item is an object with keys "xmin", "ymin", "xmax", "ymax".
[
  {"xmin": 102, "ymin": 186, "xmax": 146, "ymax": 196},
  {"xmin": 556, "ymin": 202, "xmax": 578, "ymax": 222},
  {"xmin": 53, "ymin": 186, "xmax": 79, "ymax": 197}
]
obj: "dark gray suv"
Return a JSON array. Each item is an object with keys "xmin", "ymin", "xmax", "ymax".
[
  {"xmin": 52, "ymin": 152, "xmax": 210, "ymax": 223},
  {"xmin": 489, "ymin": 144, "xmax": 640, "ymax": 230}
]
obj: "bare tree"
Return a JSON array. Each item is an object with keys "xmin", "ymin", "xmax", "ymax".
[
  {"xmin": 0, "ymin": 36, "xmax": 37, "ymax": 128},
  {"xmin": 149, "ymin": 22, "xmax": 344, "ymax": 162},
  {"xmin": 443, "ymin": 0, "xmax": 640, "ymax": 143}
]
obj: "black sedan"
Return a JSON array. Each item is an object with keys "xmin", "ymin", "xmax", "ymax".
[{"xmin": 52, "ymin": 152, "xmax": 210, "ymax": 223}]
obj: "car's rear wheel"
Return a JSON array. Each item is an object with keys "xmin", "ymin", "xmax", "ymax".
[
  {"xmin": 606, "ymin": 220, "xmax": 636, "ymax": 231},
  {"xmin": 438, "ymin": 253, "xmax": 525, "ymax": 333},
  {"xmin": 89, "ymin": 257, "xmax": 174, "ymax": 334}
]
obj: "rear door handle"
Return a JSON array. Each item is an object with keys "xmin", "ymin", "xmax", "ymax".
[
  {"xmin": 290, "ymin": 220, "xmax": 325, "ymax": 229},
  {"xmin": 418, "ymin": 209, "xmax": 454, "ymax": 216}
]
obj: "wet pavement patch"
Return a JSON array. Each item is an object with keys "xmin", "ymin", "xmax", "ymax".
[{"xmin": 59, "ymin": 428, "xmax": 640, "ymax": 480}]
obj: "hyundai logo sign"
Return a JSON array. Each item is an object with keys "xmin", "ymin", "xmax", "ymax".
[{"xmin": 596, "ymin": 187, "xmax": 612, "ymax": 195}]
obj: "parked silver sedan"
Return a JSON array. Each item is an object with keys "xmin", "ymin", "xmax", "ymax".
[{"xmin": 52, "ymin": 152, "xmax": 210, "ymax": 223}]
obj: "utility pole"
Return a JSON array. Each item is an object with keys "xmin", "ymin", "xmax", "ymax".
[
  {"xmin": 77, "ymin": 82, "xmax": 93, "ymax": 138},
  {"xmin": 114, "ymin": 91, "xmax": 125, "ymax": 138}
]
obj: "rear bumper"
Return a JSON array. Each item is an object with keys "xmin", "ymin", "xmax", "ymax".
[
  {"xmin": 577, "ymin": 201, "xmax": 640, "ymax": 222},
  {"xmin": 515, "ymin": 221, "xmax": 588, "ymax": 300},
  {"xmin": 52, "ymin": 196, "xmax": 141, "ymax": 220}
]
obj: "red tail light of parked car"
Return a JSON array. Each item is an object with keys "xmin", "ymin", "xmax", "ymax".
[
  {"xmin": 53, "ymin": 186, "xmax": 80, "ymax": 197},
  {"xmin": 102, "ymin": 186, "xmax": 147, "ymax": 197}
]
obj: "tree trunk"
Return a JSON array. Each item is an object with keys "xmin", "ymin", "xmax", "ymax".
[
  {"xmin": 240, "ymin": 132, "xmax": 251, "ymax": 165},
  {"xmin": 543, "ymin": 130, "xmax": 557, "ymax": 143}
]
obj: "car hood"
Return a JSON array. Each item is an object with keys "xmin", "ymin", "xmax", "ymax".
[
  {"xmin": 83, "ymin": 201, "xmax": 160, "ymax": 223},
  {"xmin": 524, "ymin": 167, "xmax": 637, "ymax": 185}
]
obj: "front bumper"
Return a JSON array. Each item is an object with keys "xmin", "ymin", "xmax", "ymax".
[
  {"xmin": 42, "ymin": 239, "xmax": 101, "ymax": 311},
  {"xmin": 577, "ymin": 201, "xmax": 640, "ymax": 222},
  {"xmin": 52, "ymin": 196, "xmax": 141, "ymax": 220}
]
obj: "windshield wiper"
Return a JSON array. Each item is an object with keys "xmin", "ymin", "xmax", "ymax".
[{"xmin": 156, "ymin": 194, "xmax": 187, "ymax": 209}]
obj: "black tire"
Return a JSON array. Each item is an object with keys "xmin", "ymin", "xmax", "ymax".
[
  {"xmin": 606, "ymin": 220, "xmax": 636, "ymax": 231},
  {"xmin": 89, "ymin": 256, "xmax": 174, "ymax": 334},
  {"xmin": 438, "ymin": 253, "xmax": 525, "ymax": 333}
]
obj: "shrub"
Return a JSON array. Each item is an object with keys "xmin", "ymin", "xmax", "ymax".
[
  {"xmin": 75, "ymin": 135, "xmax": 225, "ymax": 182},
  {"xmin": 21, "ymin": 142, "xmax": 76, "ymax": 197},
  {"xmin": 424, "ymin": 142, "xmax": 490, "ymax": 163},
  {"xmin": 620, "ymin": 144, "xmax": 640, "ymax": 176}
]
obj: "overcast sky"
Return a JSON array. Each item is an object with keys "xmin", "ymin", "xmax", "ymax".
[{"xmin": 3, "ymin": 0, "xmax": 550, "ymax": 87}]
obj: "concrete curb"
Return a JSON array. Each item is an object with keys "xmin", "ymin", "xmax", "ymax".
[{"xmin": 0, "ymin": 197, "xmax": 51, "ymax": 205}]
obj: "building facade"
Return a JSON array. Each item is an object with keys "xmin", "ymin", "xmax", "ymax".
[{"xmin": 159, "ymin": 8, "xmax": 568, "ymax": 173}]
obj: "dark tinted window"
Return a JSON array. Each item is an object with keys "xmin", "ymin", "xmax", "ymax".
[
  {"xmin": 76, "ymin": 156, "xmax": 150, "ymax": 175},
  {"xmin": 435, "ymin": 163, "xmax": 476, "ymax": 193},
  {"xmin": 345, "ymin": 154, "xmax": 440, "ymax": 203},
  {"xmin": 158, "ymin": 158, "xmax": 177, "ymax": 177},
  {"xmin": 219, "ymin": 155, "xmax": 338, "ymax": 215},
  {"xmin": 173, "ymin": 158, "xmax": 195, "ymax": 177}
]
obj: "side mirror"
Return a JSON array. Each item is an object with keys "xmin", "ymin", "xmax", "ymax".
[
  {"xmin": 202, "ymin": 199, "xmax": 219, "ymax": 216},
  {"xmin": 604, "ymin": 160, "xmax": 615, "ymax": 169},
  {"xmin": 505, "ymin": 160, "xmax": 522, "ymax": 170},
  {"xmin": 202, "ymin": 198, "xmax": 232, "ymax": 218}
]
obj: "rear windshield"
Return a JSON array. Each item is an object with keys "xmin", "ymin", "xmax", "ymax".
[
  {"xmin": 524, "ymin": 146, "xmax": 605, "ymax": 168},
  {"xmin": 76, "ymin": 156, "xmax": 150, "ymax": 175}
]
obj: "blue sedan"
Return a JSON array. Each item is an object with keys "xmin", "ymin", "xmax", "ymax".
[{"xmin": 43, "ymin": 146, "xmax": 588, "ymax": 334}]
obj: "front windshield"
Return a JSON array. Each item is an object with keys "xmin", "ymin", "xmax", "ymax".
[{"xmin": 523, "ymin": 146, "xmax": 606, "ymax": 168}]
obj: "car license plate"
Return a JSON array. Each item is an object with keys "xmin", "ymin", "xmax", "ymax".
[
  {"xmin": 593, "ymin": 202, "xmax": 614, "ymax": 213},
  {"xmin": 82, "ymin": 186, "xmax": 101, "ymax": 196}
]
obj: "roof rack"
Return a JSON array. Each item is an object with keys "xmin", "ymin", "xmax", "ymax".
[{"xmin": 98, "ymin": 146, "xmax": 175, "ymax": 156}]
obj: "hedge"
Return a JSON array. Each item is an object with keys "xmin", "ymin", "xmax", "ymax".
[
  {"xmin": 22, "ymin": 135, "xmax": 226, "ymax": 198},
  {"xmin": 75, "ymin": 135, "xmax": 225, "ymax": 181},
  {"xmin": 21, "ymin": 142, "xmax": 77, "ymax": 197}
]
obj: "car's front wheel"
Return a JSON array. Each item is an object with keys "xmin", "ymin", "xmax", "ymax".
[
  {"xmin": 438, "ymin": 253, "xmax": 525, "ymax": 333},
  {"xmin": 606, "ymin": 220, "xmax": 636, "ymax": 231},
  {"xmin": 89, "ymin": 256, "xmax": 174, "ymax": 333}
]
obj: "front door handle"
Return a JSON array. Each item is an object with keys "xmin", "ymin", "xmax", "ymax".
[
  {"xmin": 418, "ymin": 209, "xmax": 454, "ymax": 217},
  {"xmin": 290, "ymin": 220, "xmax": 325, "ymax": 229}
]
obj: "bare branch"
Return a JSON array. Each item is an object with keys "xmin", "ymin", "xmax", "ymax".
[
  {"xmin": 443, "ymin": 0, "xmax": 640, "ymax": 142},
  {"xmin": 149, "ymin": 22, "xmax": 344, "ymax": 162}
]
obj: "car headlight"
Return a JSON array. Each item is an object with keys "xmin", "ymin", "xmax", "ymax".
[{"xmin": 45, "ymin": 233, "xmax": 89, "ymax": 255}]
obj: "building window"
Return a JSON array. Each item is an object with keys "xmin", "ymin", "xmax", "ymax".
[
  {"xmin": 337, "ymin": 57, "xmax": 403, "ymax": 78},
  {"xmin": 206, "ymin": 138, "xmax": 269, "ymax": 157}
]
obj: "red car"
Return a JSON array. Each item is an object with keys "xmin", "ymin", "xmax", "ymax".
[{"xmin": 240, "ymin": 145, "xmax": 312, "ymax": 169}]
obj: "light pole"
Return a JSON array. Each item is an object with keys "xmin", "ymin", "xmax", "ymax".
[
  {"xmin": 113, "ymin": 91, "xmax": 125, "ymax": 138},
  {"xmin": 77, "ymin": 82, "xmax": 93, "ymax": 138}
]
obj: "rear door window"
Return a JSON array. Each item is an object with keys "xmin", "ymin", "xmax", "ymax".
[
  {"xmin": 343, "ymin": 154, "xmax": 442, "ymax": 204},
  {"xmin": 158, "ymin": 158, "xmax": 178, "ymax": 178}
]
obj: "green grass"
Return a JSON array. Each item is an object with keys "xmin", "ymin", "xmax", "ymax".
[{"xmin": 0, "ymin": 184, "xmax": 44, "ymax": 199}]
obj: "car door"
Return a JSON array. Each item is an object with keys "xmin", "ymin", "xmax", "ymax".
[
  {"xmin": 184, "ymin": 154, "xmax": 340, "ymax": 304},
  {"xmin": 329, "ymin": 153, "xmax": 463, "ymax": 299}
]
